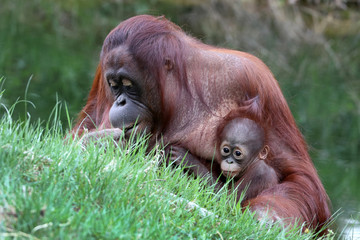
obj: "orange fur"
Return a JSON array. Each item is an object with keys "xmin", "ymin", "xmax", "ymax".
[{"xmin": 72, "ymin": 15, "xmax": 331, "ymax": 233}]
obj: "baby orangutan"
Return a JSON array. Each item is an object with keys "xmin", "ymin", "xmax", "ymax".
[{"xmin": 217, "ymin": 117, "xmax": 278, "ymax": 202}]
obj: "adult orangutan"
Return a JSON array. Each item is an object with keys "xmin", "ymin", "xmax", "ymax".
[{"xmin": 72, "ymin": 15, "xmax": 331, "ymax": 232}]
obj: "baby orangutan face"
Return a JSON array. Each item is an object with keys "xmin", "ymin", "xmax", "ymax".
[{"xmin": 218, "ymin": 118, "xmax": 269, "ymax": 178}]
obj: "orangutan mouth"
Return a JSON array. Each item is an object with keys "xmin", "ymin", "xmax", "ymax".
[{"xmin": 222, "ymin": 170, "xmax": 239, "ymax": 178}]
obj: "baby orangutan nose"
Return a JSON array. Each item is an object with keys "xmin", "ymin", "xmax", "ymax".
[{"xmin": 225, "ymin": 159, "xmax": 235, "ymax": 164}]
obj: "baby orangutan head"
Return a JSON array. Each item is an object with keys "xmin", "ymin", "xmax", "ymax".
[{"xmin": 217, "ymin": 118, "xmax": 269, "ymax": 178}]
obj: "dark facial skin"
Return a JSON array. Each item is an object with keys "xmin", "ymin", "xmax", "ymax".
[
  {"xmin": 104, "ymin": 47, "xmax": 158, "ymax": 138},
  {"xmin": 218, "ymin": 118, "xmax": 268, "ymax": 178}
]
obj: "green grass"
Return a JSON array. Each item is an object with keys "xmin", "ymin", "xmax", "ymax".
[
  {"xmin": 0, "ymin": 100, "xmax": 331, "ymax": 239},
  {"xmin": 1, "ymin": 1, "xmax": 359, "ymax": 238}
]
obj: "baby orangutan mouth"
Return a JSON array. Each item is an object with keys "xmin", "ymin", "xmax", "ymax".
[
  {"xmin": 220, "ymin": 161, "xmax": 241, "ymax": 178},
  {"xmin": 222, "ymin": 170, "xmax": 240, "ymax": 178}
]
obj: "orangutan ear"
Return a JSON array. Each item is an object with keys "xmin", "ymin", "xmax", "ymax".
[{"xmin": 259, "ymin": 145, "xmax": 269, "ymax": 160}]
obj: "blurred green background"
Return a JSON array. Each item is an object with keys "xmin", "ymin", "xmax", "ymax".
[{"xmin": 1, "ymin": 0, "xmax": 359, "ymax": 235}]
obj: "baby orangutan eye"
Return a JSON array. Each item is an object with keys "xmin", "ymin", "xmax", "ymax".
[
  {"xmin": 221, "ymin": 146, "xmax": 231, "ymax": 156},
  {"xmin": 233, "ymin": 150, "xmax": 242, "ymax": 160}
]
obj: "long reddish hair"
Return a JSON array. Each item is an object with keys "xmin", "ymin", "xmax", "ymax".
[{"xmin": 72, "ymin": 15, "xmax": 331, "ymax": 233}]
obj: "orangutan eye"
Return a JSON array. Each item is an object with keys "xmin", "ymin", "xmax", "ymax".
[
  {"xmin": 233, "ymin": 150, "xmax": 243, "ymax": 160},
  {"xmin": 109, "ymin": 79, "xmax": 118, "ymax": 88},
  {"xmin": 122, "ymin": 79, "xmax": 132, "ymax": 87},
  {"xmin": 221, "ymin": 146, "xmax": 231, "ymax": 156},
  {"xmin": 109, "ymin": 79, "xmax": 120, "ymax": 93}
]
